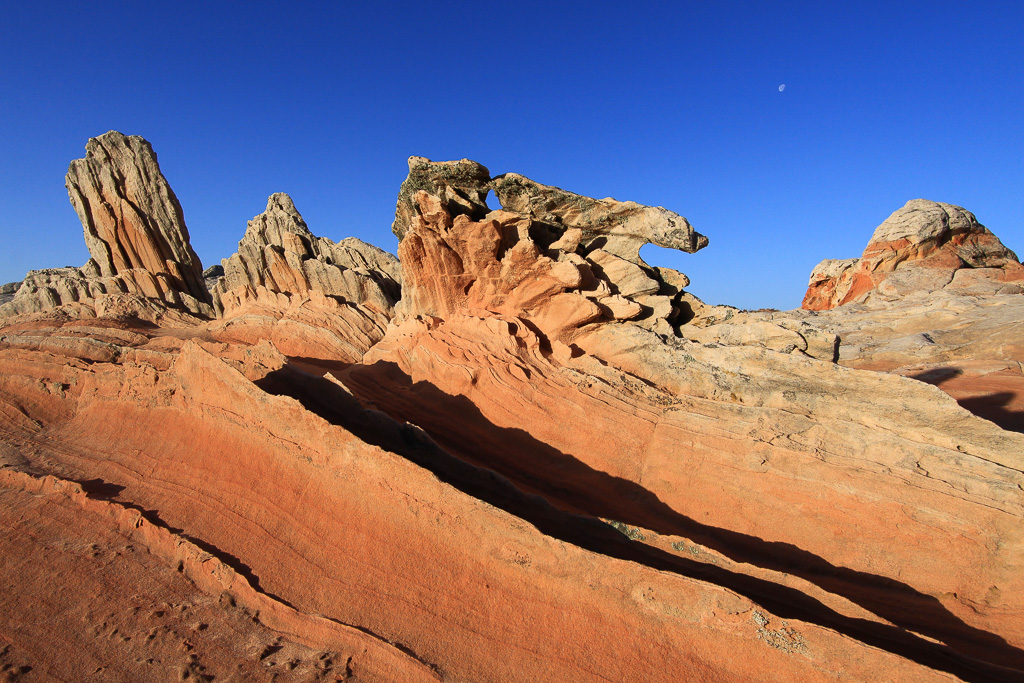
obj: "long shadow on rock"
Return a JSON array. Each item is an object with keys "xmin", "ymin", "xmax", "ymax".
[
  {"xmin": 69, "ymin": 476, "xmax": 296, "ymax": 608},
  {"xmin": 958, "ymin": 392, "xmax": 1024, "ymax": 434},
  {"xmin": 341, "ymin": 360, "xmax": 1024, "ymax": 673},
  {"xmin": 909, "ymin": 369, "xmax": 1024, "ymax": 434},
  {"xmin": 256, "ymin": 361, "xmax": 1024, "ymax": 682}
]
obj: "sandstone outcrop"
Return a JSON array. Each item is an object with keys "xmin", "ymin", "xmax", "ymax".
[
  {"xmin": 0, "ymin": 281, "xmax": 19, "ymax": 306},
  {"xmin": 757, "ymin": 283, "xmax": 1024, "ymax": 435},
  {"xmin": 803, "ymin": 199, "xmax": 1024, "ymax": 310},
  {"xmin": 705, "ymin": 199, "xmax": 1024, "ymax": 433},
  {"xmin": 393, "ymin": 157, "xmax": 707, "ymax": 339},
  {"xmin": 490, "ymin": 171, "xmax": 709, "ymax": 257},
  {"xmin": 392, "ymin": 156, "xmax": 492, "ymax": 241},
  {"xmin": 0, "ymin": 316, "xmax": 976, "ymax": 682},
  {"xmin": 2, "ymin": 136, "xmax": 1023, "ymax": 682},
  {"xmin": 210, "ymin": 192, "xmax": 401, "ymax": 361},
  {"xmin": 353, "ymin": 176, "xmax": 1024, "ymax": 679},
  {"xmin": 1, "ymin": 131, "xmax": 214, "ymax": 321}
]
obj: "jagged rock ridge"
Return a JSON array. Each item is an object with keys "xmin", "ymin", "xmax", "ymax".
[
  {"xmin": 209, "ymin": 192, "xmax": 401, "ymax": 361},
  {"xmin": 393, "ymin": 156, "xmax": 708, "ymax": 340}
]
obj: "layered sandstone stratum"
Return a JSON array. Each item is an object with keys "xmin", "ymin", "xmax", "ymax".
[{"xmin": 1, "ymin": 132, "xmax": 1022, "ymax": 682}]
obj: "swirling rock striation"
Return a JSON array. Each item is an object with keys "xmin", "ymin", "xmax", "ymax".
[
  {"xmin": 2, "ymin": 136, "xmax": 1023, "ymax": 682},
  {"xmin": 393, "ymin": 156, "xmax": 708, "ymax": 340}
]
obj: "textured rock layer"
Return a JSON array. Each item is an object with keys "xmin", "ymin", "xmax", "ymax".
[
  {"xmin": 210, "ymin": 193, "xmax": 401, "ymax": 361},
  {"xmin": 394, "ymin": 157, "xmax": 706, "ymax": 339},
  {"xmin": 0, "ymin": 316, "xmax": 970, "ymax": 682},
  {"xmin": 2, "ymin": 131, "xmax": 214, "ymax": 320}
]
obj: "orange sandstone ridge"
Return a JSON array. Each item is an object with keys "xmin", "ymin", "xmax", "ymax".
[{"xmin": 1, "ymin": 131, "xmax": 1023, "ymax": 682}]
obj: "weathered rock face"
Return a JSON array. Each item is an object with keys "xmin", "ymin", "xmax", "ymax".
[
  {"xmin": 0, "ymin": 281, "xmax": 19, "ymax": 306},
  {"xmin": 355, "ymin": 305, "xmax": 1024, "ymax": 682},
  {"xmin": 491, "ymin": 172, "xmax": 709, "ymax": 258},
  {"xmin": 210, "ymin": 193, "xmax": 401, "ymax": 361},
  {"xmin": 355, "ymin": 176, "xmax": 1024, "ymax": 679},
  {"xmin": 803, "ymin": 199, "xmax": 1024, "ymax": 310},
  {"xmin": 394, "ymin": 157, "xmax": 706, "ymax": 340},
  {"xmin": 1, "ymin": 131, "xmax": 214, "ymax": 321},
  {"xmin": 757, "ymin": 284, "xmax": 1024, "ymax": 435},
  {"xmin": 392, "ymin": 156, "xmax": 492, "ymax": 241},
  {"xmin": 0, "ymin": 316, "xmax": 975, "ymax": 683},
  {"xmin": 772, "ymin": 199, "xmax": 1024, "ymax": 432},
  {"xmin": 66, "ymin": 131, "xmax": 209, "ymax": 298}
]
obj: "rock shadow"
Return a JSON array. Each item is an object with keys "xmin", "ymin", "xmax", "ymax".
[
  {"xmin": 255, "ymin": 360, "xmax": 1024, "ymax": 682},
  {"xmin": 958, "ymin": 392, "xmax": 1024, "ymax": 433},
  {"xmin": 76, "ymin": 477, "xmax": 127, "ymax": 499},
  {"xmin": 68, "ymin": 476, "xmax": 295, "ymax": 608},
  {"xmin": 909, "ymin": 368, "xmax": 1024, "ymax": 433},
  {"xmin": 909, "ymin": 367, "xmax": 964, "ymax": 384}
]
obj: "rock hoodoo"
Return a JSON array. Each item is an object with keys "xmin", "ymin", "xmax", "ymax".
[
  {"xmin": 803, "ymin": 199, "xmax": 1024, "ymax": 310},
  {"xmin": 393, "ymin": 156, "xmax": 707, "ymax": 340},
  {"xmin": 66, "ymin": 131, "xmax": 210, "ymax": 303},
  {"xmin": 1, "ymin": 131, "xmax": 214, "ymax": 320}
]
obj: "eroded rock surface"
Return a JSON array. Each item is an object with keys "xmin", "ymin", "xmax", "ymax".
[
  {"xmin": 803, "ymin": 199, "xmax": 1024, "ymax": 310},
  {"xmin": 2, "ymin": 131, "xmax": 214, "ymax": 321},
  {"xmin": 392, "ymin": 157, "xmax": 492, "ymax": 242},
  {"xmin": 393, "ymin": 156, "xmax": 707, "ymax": 339},
  {"xmin": 0, "ymin": 316, "xmax": 971, "ymax": 683},
  {"xmin": 0, "ymin": 281, "xmax": 19, "ymax": 306},
  {"xmin": 210, "ymin": 193, "xmax": 401, "ymax": 361}
]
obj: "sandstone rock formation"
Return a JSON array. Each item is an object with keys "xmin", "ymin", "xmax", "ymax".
[
  {"xmin": 1, "ymin": 136, "xmax": 1023, "ymax": 682},
  {"xmin": 210, "ymin": 192, "xmax": 401, "ymax": 361},
  {"xmin": 392, "ymin": 156, "xmax": 492, "ymax": 241},
  {"xmin": 352, "ymin": 205, "xmax": 1024, "ymax": 683},
  {"xmin": 680, "ymin": 199, "xmax": 1024, "ymax": 434},
  {"xmin": 1, "ymin": 131, "xmax": 214, "ymax": 321},
  {"xmin": 393, "ymin": 156, "xmax": 707, "ymax": 340},
  {"xmin": 0, "ymin": 281, "xmax": 19, "ymax": 306},
  {"xmin": 803, "ymin": 199, "xmax": 1024, "ymax": 310}
]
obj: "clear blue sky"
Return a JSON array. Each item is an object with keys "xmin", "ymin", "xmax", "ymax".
[{"xmin": 1, "ymin": 1, "xmax": 1021, "ymax": 310}]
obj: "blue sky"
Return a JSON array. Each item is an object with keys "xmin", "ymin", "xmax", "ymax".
[{"xmin": 1, "ymin": 1, "xmax": 1021, "ymax": 310}]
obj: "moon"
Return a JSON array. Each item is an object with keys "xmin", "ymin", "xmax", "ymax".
[{"xmin": 778, "ymin": 84, "xmax": 786, "ymax": 92}]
